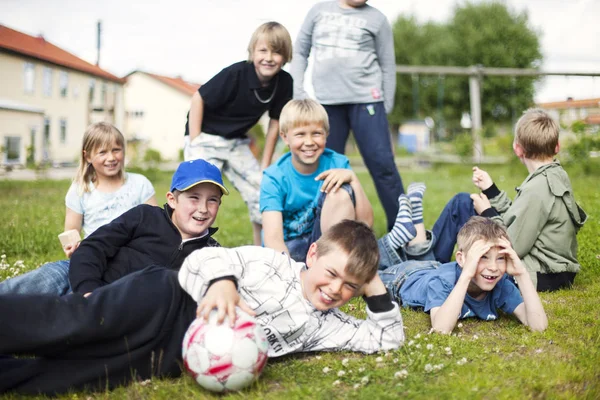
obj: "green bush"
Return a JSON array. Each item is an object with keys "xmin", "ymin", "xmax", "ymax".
[
  {"xmin": 563, "ymin": 120, "xmax": 600, "ymax": 175},
  {"xmin": 143, "ymin": 148, "xmax": 163, "ymax": 166},
  {"xmin": 452, "ymin": 132, "xmax": 474, "ymax": 161}
]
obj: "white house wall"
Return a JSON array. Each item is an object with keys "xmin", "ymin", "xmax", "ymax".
[
  {"xmin": 124, "ymin": 73, "xmax": 192, "ymax": 161},
  {"xmin": 0, "ymin": 52, "xmax": 124, "ymax": 165}
]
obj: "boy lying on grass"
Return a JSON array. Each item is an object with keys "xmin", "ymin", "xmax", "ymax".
[
  {"xmin": 0, "ymin": 220, "xmax": 404, "ymax": 395},
  {"xmin": 379, "ymin": 216, "xmax": 548, "ymax": 333}
]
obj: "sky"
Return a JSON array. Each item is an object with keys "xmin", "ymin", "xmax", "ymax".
[{"xmin": 1, "ymin": 0, "xmax": 599, "ymax": 103}]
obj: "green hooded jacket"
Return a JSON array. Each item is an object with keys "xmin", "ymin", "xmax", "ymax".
[{"xmin": 489, "ymin": 162, "xmax": 587, "ymax": 287}]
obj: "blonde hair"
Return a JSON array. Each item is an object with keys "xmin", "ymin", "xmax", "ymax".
[
  {"xmin": 279, "ymin": 99, "xmax": 330, "ymax": 135},
  {"xmin": 514, "ymin": 108, "xmax": 560, "ymax": 160},
  {"xmin": 247, "ymin": 21, "xmax": 293, "ymax": 65},
  {"xmin": 73, "ymin": 122, "xmax": 126, "ymax": 194},
  {"xmin": 315, "ymin": 220, "xmax": 380, "ymax": 283},
  {"xmin": 457, "ymin": 216, "xmax": 510, "ymax": 253}
]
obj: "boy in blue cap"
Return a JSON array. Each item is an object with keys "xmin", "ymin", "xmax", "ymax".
[
  {"xmin": 67, "ymin": 158, "xmax": 228, "ymax": 295},
  {"xmin": 1, "ymin": 159, "xmax": 226, "ymax": 296}
]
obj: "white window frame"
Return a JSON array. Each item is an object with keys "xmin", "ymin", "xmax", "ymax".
[
  {"xmin": 43, "ymin": 67, "xmax": 53, "ymax": 97},
  {"xmin": 59, "ymin": 119, "xmax": 67, "ymax": 144},
  {"xmin": 59, "ymin": 71, "xmax": 69, "ymax": 98},
  {"xmin": 24, "ymin": 62, "xmax": 35, "ymax": 94}
]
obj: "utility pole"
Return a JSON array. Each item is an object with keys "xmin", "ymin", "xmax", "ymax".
[{"xmin": 96, "ymin": 20, "xmax": 102, "ymax": 67}]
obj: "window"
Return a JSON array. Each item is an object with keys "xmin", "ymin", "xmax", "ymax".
[
  {"xmin": 24, "ymin": 62, "xmax": 35, "ymax": 94},
  {"xmin": 101, "ymin": 82, "xmax": 107, "ymax": 104},
  {"xmin": 42, "ymin": 117, "xmax": 51, "ymax": 161},
  {"xmin": 59, "ymin": 71, "xmax": 68, "ymax": 97},
  {"xmin": 89, "ymin": 79, "xmax": 96, "ymax": 102},
  {"xmin": 43, "ymin": 67, "xmax": 53, "ymax": 96},
  {"xmin": 59, "ymin": 119, "xmax": 67, "ymax": 144},
  {"xmin": 4, "ymin": 137, "xmax": 22, "ymax": 164}
]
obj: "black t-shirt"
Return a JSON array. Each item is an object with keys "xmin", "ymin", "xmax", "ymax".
[{"xmin": 184, "ymin": 61, "xmax": 293, "ymax": 139}]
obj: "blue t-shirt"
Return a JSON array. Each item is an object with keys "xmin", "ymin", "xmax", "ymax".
[
  {"xmin": 399, "ymin": 262, "xmax": 523, "ymax": 320},
  {"xmin": 260, "ymin": 149, "xmax": 350, "ymax": 241}
]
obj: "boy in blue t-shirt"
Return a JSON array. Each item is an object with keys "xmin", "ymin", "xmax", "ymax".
[
  {"xmin": 379, "ymin": 216, "xmax": 548, "ymax": 333},
  {"xmin": 260, "ymin": 99, "xmax": 374, "ymax": 262}
]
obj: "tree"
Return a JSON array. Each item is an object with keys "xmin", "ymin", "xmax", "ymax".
[{"xmin": 390, "ymin": 2, "xmax": 542, "ymax": 131}]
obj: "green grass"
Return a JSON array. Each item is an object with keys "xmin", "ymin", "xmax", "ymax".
[{"xmin": 1, "ymin": 162, "xmax": 599, "ymax": 399}]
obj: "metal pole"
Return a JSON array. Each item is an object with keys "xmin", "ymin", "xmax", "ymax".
[{"xmin": 469, "ymin": 66, "xmax": 483, "ymax": 162}]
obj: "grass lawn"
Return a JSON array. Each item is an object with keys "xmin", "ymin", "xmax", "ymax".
[{"xmin": 0, "ymin": 162, "xmax": 598, "ymax": 399}]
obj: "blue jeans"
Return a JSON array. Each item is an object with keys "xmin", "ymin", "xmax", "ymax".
[
  {"xmin": 378, "ymin": 193, "xmax": 474, "ymax": 268},
  {"xmin": 378, "ymin": 230, "xmax": 437, "ymax": 270},
  {"xmin": 430, "ymin": 192, "xmax": 476, "ymax": 263},
  {"xmin": 378, "ymin": 260, "xmax": 440, "ymax": 304},
  {"xmin": 324, "ymin": 103, "xmax": 405, "ymax": 231},
  {"xmin": 286, "ymin": 184, "xmax": 355, "ymax": 263},
  {"xmin": 0, "ymin": 259, "xmax": 71, "ymax": 295}
]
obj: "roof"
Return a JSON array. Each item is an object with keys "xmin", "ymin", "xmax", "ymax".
[
  {"xmin": 0, "ymin": 24, "xmax": 123, "ymax": 83},
  {"xmin": 537, "ymin": 98, "xmax": 600, "ymax": 109},
  {"xmin": 585, "ymin": 115, "xmax": 600, "ymax": 125},
  {"xmin": 125, "ymin": 71, "xmax": 200, "ymax": 96}
]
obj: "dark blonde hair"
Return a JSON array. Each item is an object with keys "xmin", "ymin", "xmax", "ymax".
[
  {"xmin": 247, "ymin": 21, "xmax": 293, "ymax": 65},
  {"xmin": 457, "ymin": 216, "xmax": 510, "ymax": 253},
  {"xmin": 74, "ymin": 122, "xmax": 125, "ymax": 194},
  {"xmin": 279, "ymin": 99, "xmax": 330, "ymax": 135},
  {"xmin": 514, "ymin": 108, "xmax": 560, "ymax": 160},
  {"xmin": 315, "ymin": 220, "xmax": 380, "ymax": 283}
]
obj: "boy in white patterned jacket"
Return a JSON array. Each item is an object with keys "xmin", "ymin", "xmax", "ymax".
[
  {"xmin": 0, "ymin": 220, "xmax": 403, "ymax": 395},
  {"xmin": 182, "ymin": 219, "xmax": 405, "ymax": 356}
]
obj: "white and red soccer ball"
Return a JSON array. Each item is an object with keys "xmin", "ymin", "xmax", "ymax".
[{"xmin": 182, "ymin": 309, "xmax": 269, "ymax": 392}]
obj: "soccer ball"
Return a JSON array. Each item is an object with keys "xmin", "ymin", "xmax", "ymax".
[{"xmin": 182, "ymin": 308, "xmax": 269, "ymax": 392}]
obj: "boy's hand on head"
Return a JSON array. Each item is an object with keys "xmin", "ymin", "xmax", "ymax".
[
  {"xmin": 470, "ymin": 193, "xmax": 492, "ymax": 214},
  {"xmin": 196, "ymin": 280, "xmax": 256, "ymax": 327},
  {"xmin": 497, "ymin": 237, "xmax": 526, "ymax": 277},
  {"xmin": 472, "ymin": 167, "xmax": 493, "ymax": 191},
  {"xmin": 315, "ymin": 169, "xmax": 355, "ymax": 193},
  {"xmin": 63, "ymin": 241, "xmax": 81, "ymax": 258},
  {"xmin": 461, "ymin": 240, "xmax": 491, "ymax": 280}
]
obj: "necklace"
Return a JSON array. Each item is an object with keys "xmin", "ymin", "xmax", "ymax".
[{"xmin": 253, "ymin": 75, "xmax": 278, "ymax": 104}]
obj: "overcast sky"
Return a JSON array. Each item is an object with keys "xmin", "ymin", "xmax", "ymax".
[{"xmin": 2, "ymin": 0, "xmax": 599, "ymax": 103}]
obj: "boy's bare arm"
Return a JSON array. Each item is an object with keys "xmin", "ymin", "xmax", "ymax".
[
  {"xmin": 498, "ymin": 238, "xmax": 548, "ymax": 331},
  {"xmin": 430, "ymin": 241, "xmax": 491, "ymax": 334},
  {"xmin": 362, "ymin": 273, "xmax": 388, "ymax": 297},
  {"xmin": 261, "ymin": 119, "xmax": 279, "ymax": 170},
  {"xmin": 315, "ymin": 169, "xmax": 374, "ymax": 227},
  {"xmin": 262, "ymin": 211, "xmax": 290, "ymax": 255},
  {"xmin": 188, "ymin": 91, "xmax": 204, "ymax": 141},
  {"xmin": 63, "ymin": 208, "xmax": 83, "ymax": 257}
]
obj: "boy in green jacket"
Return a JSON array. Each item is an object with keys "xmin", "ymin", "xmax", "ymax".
[{"xmin": 471, "ymin": 108, "xmax": 587, "ymax": 291}]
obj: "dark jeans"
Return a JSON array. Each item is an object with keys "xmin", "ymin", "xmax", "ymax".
[
  {"xmin": 324, "ymin": 102, "xmax": 405, "ymax": 231},
  {"xmin": 0, "ymin": 266, "xmax": 196, "ymax": 395},
  {"xmin": 430, "ymin": 192, "xmax": 477, "ymax": 263}
]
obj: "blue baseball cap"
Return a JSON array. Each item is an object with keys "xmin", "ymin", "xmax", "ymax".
[{"xmin": 170, "ymin": 159, "xmax": 229, "ymax": 195}]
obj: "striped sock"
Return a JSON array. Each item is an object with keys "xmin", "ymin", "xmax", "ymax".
[
  {"xmin": 386, "ymin": 194, "xmax": 416, "ymax": 249},
  {"xmin": 407, "ymin": 182, "xmax": 426, "ymax": 224}
]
